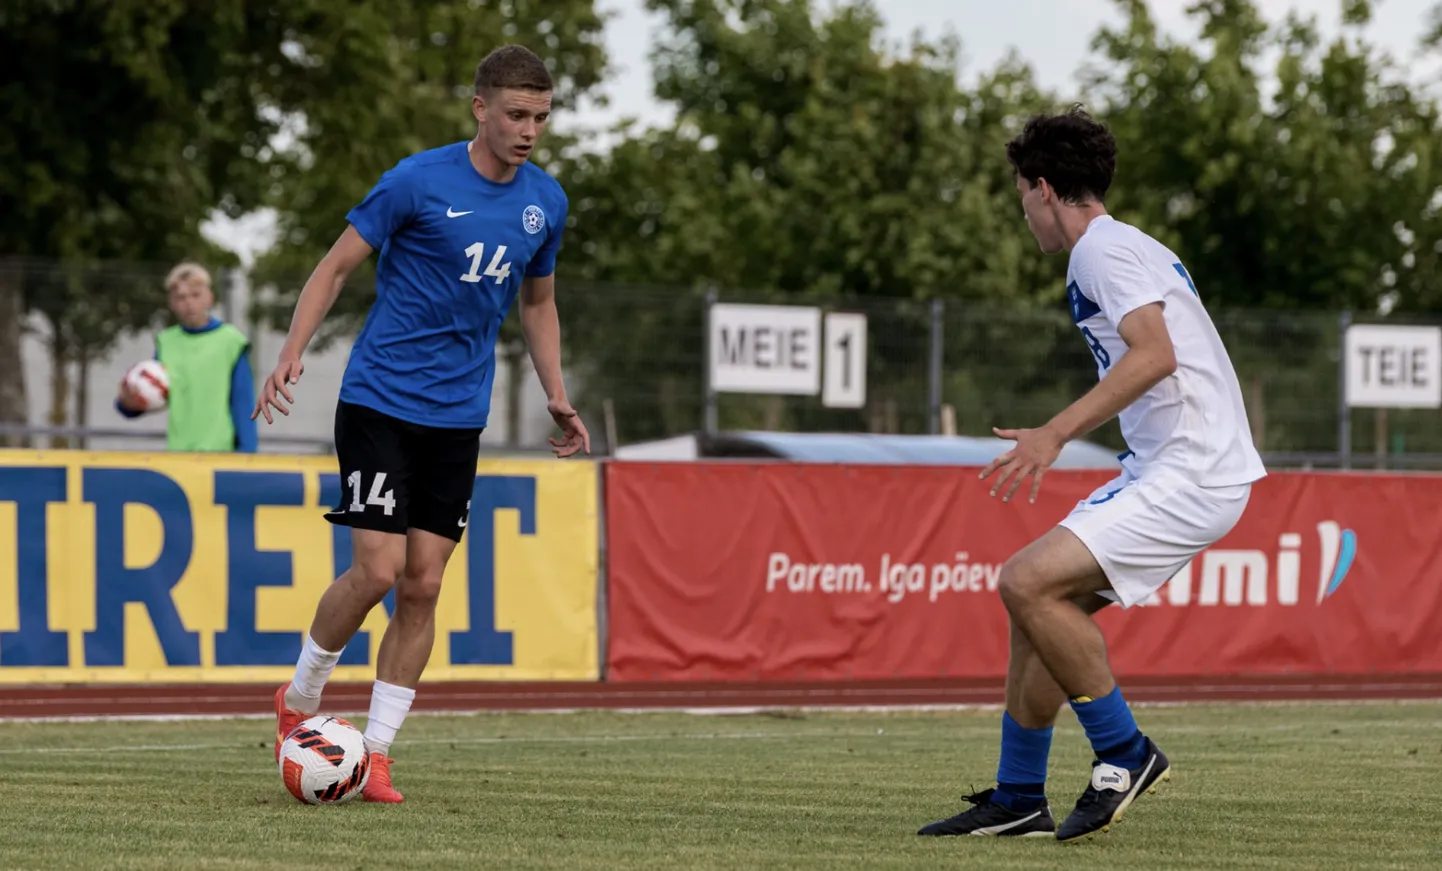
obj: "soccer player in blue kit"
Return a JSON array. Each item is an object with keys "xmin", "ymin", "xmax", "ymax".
[{"xmin": 253, "ymin": 45, "xmax": 589, "ymax": 803}]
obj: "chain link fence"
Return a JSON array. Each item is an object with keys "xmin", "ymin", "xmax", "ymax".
[
  {"xmin": 4, "ymin": 258, "xmax": 1441, "ymax": 468},
  {"xmin": 557, "ymin": 283, "xmax": 1442, "ymax": 468}
]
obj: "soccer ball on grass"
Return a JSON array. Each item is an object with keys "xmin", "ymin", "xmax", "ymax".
[{"xmin": 278, "ymin": 715, "xmax": 371, "ymax": 805}]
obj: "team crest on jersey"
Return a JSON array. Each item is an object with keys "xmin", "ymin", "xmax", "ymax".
[{"xmin": 522, "ymin": 205, "xmax": 546, "ymax": 235}]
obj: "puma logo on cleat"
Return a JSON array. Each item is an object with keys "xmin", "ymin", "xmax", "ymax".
[{"xmin": 1092, "ymin": 765, "xmax": 1131, "ymax": 792}]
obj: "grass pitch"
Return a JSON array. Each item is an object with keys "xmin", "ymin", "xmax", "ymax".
[{"xmin": 0, "ymin": 701, "xmax": 1438, "ymax": 870}]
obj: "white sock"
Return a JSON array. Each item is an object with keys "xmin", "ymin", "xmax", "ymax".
[
  {"xmin": 285, "ymin": 635, "xmax": 343, "ymax": 714},
  {"xmin": 364, "ymin": 680, "xmax": 416, "ymax": 756}
]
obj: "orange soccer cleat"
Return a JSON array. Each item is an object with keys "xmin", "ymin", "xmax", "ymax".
[
  {"xmin": 361, "ymin": 752, "xmax": 405, "ymax": 803},
  {"xmin": 273, "ymin": 683, "xmax": 305, "ymax": 763}
]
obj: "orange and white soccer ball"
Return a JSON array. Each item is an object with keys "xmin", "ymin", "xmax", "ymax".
[
  {"xmin": 123, "ymin": 359, "xmax": 169, "ymax": 412},
  {"xmin": 278, "ymin": 715, "xmax": 371, "ymax": 805}
]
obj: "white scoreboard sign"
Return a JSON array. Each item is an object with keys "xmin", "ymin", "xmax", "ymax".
[
  {"xmin": 708, "ymin": 303, "xmax": 868, "ymax": 407},
  {"xmin": 1344, "ymin": 324, "xmax": 1442, "ymax": 409},
  {"xmin": 709, "ymin": 303, "xmax": 822, "ymax": 394}
]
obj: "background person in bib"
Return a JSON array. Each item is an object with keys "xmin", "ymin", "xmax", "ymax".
[{"xmin": 115, "ymin": 261, "xmax": 258, "ymax": 453}]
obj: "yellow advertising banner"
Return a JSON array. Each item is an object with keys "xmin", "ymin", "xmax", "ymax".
[{"xmin": 0, "ymin": 450, "xmax": 598, "ymax": 683}]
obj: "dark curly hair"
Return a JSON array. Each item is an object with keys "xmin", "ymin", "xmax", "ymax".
[{"xmin": 1004, "ymin": 104, "xmax": 1117, "ymax": 204}]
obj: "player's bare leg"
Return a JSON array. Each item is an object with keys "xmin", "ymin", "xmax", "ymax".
[
  {"xmin": 308, "ymin": 531, "xmax": 411, "ymax": 653},
  {"xmin": 997, "ymin": 527, "xmax": 1171, "ymax": 841},
  {"xmin": 359, "ymin": 528, "xmax": 459, "ymax": 803},
  {"xmin": 1007, "ymin": 598, "xmax": 1109, "ymax": 726},
  {"xmin": 374, "ymin": 530, "xmax": 457, "ymax": 691},
  {"xmin": 919, "ymin": 595, "xmax": 1107, "ymax": 838},
  {"xmin": 275, "ymin": 530, "xmax": 407, "ymax": 761},
  {"xmin": 997, "ymin": 528, "xmax": 1117, "ymax": 695}
]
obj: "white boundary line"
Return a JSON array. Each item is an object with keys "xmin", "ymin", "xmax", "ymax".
[
  {"xmin": 0, "ymin": 730, "xmax": 900, "ymax": 756},
  {"xmin": 0, "ymin": 704, "xmax": 1001, "ymax": 725},
  {"xmin": 0, "ymin": 695, "xmax": 1437, "ymax": 725},
  {"xmin": 0, "ymin": 713, "xmax": 1436, "ymax": 757},
  {"xmin": 2, "ymin": 695, "xmax": 1430, "ymax": 726}
]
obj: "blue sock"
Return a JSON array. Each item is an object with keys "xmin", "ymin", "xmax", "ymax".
[
  {"xmin": 993, "ymin": 712, "xmax": 1052, "ymax": 812},
  {"xmin": 1069, "ymin": 685, "xmax": 1148, "ymax": 770}
]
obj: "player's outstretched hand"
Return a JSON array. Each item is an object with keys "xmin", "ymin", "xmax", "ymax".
[
  {"xmin": 252, "ymin": 358, "xmax": 305, "ymax": 425},
  {"xmin": 547, "ymin": 398, "xmax": 591, "ymax": 458},
  {"xmin": 979, "ymin": 425, "xmax": 1064, "ymax": 504}
]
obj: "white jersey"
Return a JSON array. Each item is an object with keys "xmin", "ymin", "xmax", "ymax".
[{"xmin": 1065, "ymin": 215, "xmax": 1265, "ymax": 488}]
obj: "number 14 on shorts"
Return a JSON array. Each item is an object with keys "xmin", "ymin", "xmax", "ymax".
[{"xmin": 347, "ymin": 470, "xmax": 397, "ymax": 516}]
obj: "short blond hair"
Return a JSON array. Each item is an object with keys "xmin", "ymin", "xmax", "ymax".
[{"xmin": 165, "ymin": 262, "xmax": 212, "ymax": 293}]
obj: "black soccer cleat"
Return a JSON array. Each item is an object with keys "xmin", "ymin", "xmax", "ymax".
[
  {"xmin": 917, "ymin": 788, "xmax": 1056, "ymax": 837},
  {"xmin": 1055, "ymin": 736, "xmax": 1171, "ymax": 842}
]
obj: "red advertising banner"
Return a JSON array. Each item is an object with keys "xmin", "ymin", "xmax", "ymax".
[{"xmin": 604, "ymin": 463, "xmax": 1442, "ymax": 682}]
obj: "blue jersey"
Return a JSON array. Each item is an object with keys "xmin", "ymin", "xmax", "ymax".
[{"xmin": 340, "ymin": 141, "xmax": 568, "ymax": 429}]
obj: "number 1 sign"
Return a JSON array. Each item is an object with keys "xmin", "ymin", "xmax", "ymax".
[{"xmin": 822, "ymin": 312, "xmax": 867, "ymax": 409}]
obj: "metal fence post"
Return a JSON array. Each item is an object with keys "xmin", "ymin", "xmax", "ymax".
[
  {"xmin": 703, "ymin": 286, "xmax": 718, "ymax": 435},
  {"xmin": 1338, "ymin": 310, "xmax": 1352, "ymax": 470},
  {"xmin": 928, "ymin": 298, "xmax": 944, "ymax": 435}
]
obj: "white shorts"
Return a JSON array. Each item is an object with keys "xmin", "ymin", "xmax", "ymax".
[{"xmin": 1058, "ymin": 470, "xmax": 1252, "ymax": 608}]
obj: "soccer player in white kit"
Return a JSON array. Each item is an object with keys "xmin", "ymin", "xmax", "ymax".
[{"xmin": 918, "ymin": 105, "xmax": 1266, "ymax": 842}]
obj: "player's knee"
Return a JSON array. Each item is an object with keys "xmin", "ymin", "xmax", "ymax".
[
  {"xmin": 343, "ymin": 530, "xmax": 407, "ymax": 603},
  {"xmin": 394, "ymin": 564, "xmax": 444, "ymax": 609},
  {"xmin": 997, "ymin": 557, "xmax": 1042, "ymax": 615},
  {"xmin": 346, "ymin": 557, "xmax": 404, "ymax": 605}
]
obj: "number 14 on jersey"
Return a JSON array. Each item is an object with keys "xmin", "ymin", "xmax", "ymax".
[{"xmin": 461, "ymin": 243, "xmax": 512, "ymax": 285}]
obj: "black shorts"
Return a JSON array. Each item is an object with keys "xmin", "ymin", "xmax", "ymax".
[{"xmin": 324, "ymin": 400, "xmax": 482, "ymax": 543}]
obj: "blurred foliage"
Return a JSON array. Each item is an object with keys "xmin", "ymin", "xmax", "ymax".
[
  {"xmin": 1087, "ymin": 0, "xmax": 1441, "ymax": 312},
  {"xmin": 550, "ymin": 0, "xmax": 1065, "ymax": 437},
  {"xmin": 549, "ymin": 0, "xmax": 1442, "ymax": 444},
  {"xmin": 1, "ymin": 0, "xmax": 608, "ymax": 330},
  {"xmin": 6, "ymin": 0, "xmax": 1442, "ymax": 454},
  {"xmin": 1, "ymin": 0, "xmax": 608, "ymax": 428},
  {"xmin": 1, "ymin": 0, "xmax": 269, "ymax": 428}
]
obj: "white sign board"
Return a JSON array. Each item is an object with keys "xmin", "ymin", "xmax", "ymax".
[
  {"xmin": 709, "ymin": 303, "xmax": 821, "ymax": 395},
  {"xmin": 822, "ymin": 312, "xmax": 868, "ymax": 409},
  {"xmin": 1345, "ymin": 324, "xmax": 1442, "ymax": 409}
]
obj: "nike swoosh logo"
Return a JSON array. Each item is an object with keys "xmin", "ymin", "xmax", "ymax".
[{"xmin": 446, "ymin": 207, "xmax": 473, "ymax": 218}]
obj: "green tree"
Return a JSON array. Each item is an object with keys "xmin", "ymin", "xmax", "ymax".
[
  {"xmin": 554, "ymin": 0, "xmax": 1442, "ymax": 454},
  {"xmin": 569, "ymin": 0, "xmax": 1058, "ymax": 303},
  {"xmin": 1413, "ymin": 1, "xmax": 1442, "ymax": 311},
  {"xmin": 3, "ymin": 0, "xmax": 608, "ymax": 443},
  {"xmin": 0, "ymin": 1, "xmax": 276, "ymax": 441},
  {"xmin": 1084, "ymin": 0, "xmax": 1442, "ymax": 454},
  {"xmin": 553, "ymin": 0, "xmax": 1064, "ymax": 442},
  {"xmin": 1089, "ymin": 0, "xmax": 1440, "ymax": 313},
  {"xmin": 19, "ymin": 261, "xmax": 175, "ymax": 440}
]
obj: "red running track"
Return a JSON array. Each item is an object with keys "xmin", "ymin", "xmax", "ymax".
[{"xmin": 2, "ymin": 673, "xmax": 1440, "ymax": 718}]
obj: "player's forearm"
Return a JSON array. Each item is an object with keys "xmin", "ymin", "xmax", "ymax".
[
  {"xmin": 278, "ymin": 265, "xmax": 346, "ymax": 361},
  {"xmin": 520, "ymin": 296, "xmax": 567, "ymax": 402},
  {"xmin": 1046, "ymin": 349, "xmax": 1177, "ymax": 443}
]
